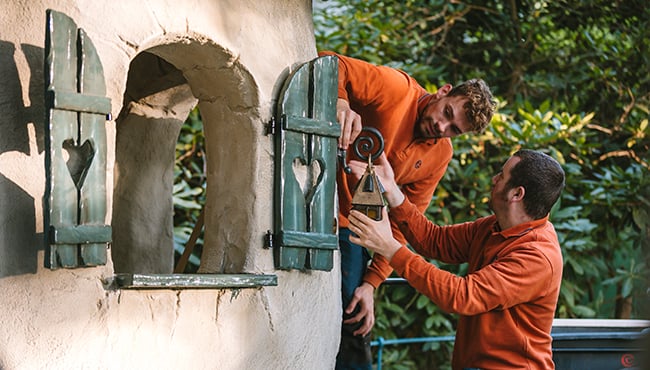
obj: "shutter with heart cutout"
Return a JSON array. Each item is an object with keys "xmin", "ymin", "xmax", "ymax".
[
  {"xmin": 44, "ymin": 9, "xmax": 112, "ymax": 269},
  {"xmin": 271, "ymin": 56, "xmax": 340, "ymax": 271}
]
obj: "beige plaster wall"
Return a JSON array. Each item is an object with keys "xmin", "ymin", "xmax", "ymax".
[{"xmin": 0, "ymin": 1, "xmax": 341, "ymax": 369}]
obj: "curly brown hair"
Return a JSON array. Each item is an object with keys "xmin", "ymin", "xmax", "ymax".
[{"xmin": 447, "ymin": 79, "xmax": 496, "ymax": 133}]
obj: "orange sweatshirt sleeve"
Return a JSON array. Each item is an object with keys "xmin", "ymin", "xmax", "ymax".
[{"xmin": 388, "ymin": 199, "xmax": 561, "ymax": 315}]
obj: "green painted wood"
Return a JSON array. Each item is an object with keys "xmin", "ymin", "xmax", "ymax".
[
  {"xmin": 45, "ymin": 10, "xmax": 80, "ymax": 268},
  {"xmin": 273, "ymin": 56, "xmax": 339, "ymax": 271},
  {"xmin": 44, "ymin": 10, "xmax": 111, "ymax": 268},
  {"xmin": 282, "ymin": 115, "xmax": 340, "ymax": 137},
  {"xmin": 274, "ymin": 62, "xmax": 309, "ymax": 270},
  {"xmin": 77, "ymin": 28, "xmax": 109, "ymax": 266},
  {"xmin": 278, "ymin": 230, "xmax": 337, "ymax": 250},
  {"xmin": 307, "ymin": 56, "xmax": 338, "ymax": 270},
  {"xmin": 113, "ymin": 273, "xmax": 278, "ymax": 289},
  {"xmin": 45, "ymin": 90, "xmax": 111, "ymax": 115},
  {"xmin": 49, "ymin": 225, "xmax": 112, "ymax": 244}
]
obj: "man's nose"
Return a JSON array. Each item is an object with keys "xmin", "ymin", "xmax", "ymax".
[{"xmin": 436, "ymin": 121, "xmax": 451, "ymax": 136}]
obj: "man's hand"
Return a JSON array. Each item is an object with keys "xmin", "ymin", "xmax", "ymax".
[
  {"xmin": 343, "ymin": 282, "xmax": 375, "ymax": 336},
  {"xmin": 349, "ymin": 208, "xmax": 402, "ymax": 261},
  {"xmin": 336, "ymin": 98, "xmax": 363, "ymax": 149}
]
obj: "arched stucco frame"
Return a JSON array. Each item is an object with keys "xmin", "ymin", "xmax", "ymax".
[{"xmin": 112, "ymin": 35, "xmax": 262, "ymax": 275}]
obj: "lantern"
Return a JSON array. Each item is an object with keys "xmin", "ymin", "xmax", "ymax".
[
  {"xmin": 351, "ymin": 158, "xmax": 386, "ymax": 220},
  {"xmin": 349, "ymin": 127, "xmax": 386, "ymax": 221}
]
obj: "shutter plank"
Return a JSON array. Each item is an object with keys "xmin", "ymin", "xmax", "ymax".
[
  {"xmin": 78, "ymin": 28, "xmax": 109, "ymax": 265},
  {"xmin": 45, "ymin": 10, "xmax": 80, "ymax": 268},
  {"xmin": 274, "ymin": 64, "xmax": 310, "ymax": 270},
  {"xmin": 307, "ymin": 56, "xmax": 338, "ymax": 270}
]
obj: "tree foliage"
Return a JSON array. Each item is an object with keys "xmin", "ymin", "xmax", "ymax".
[
  {"xmin": 173, "ymin": 108, "xmax": 205, "ymax": 273},
  {"xmin": 314, "ymin": 0, "xmax": 649, "ymax": 368}
]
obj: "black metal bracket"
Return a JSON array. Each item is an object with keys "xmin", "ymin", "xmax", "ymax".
[
  {"xmin": 265, "ymin": 116, "xmax": 276, "ymax": 136},
  {"xmin": 264, "ymin": 230, "xmax": 274, "ymax": 249}
]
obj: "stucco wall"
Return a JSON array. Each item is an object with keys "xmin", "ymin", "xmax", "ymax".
[{"xmin": 0, "ymin": 1, "xmax": 341, "ymax": 369}]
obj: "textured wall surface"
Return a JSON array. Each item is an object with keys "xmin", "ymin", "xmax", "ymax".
[{"xmin": 0, "ymin": 1, "xmax": 341, "ymax": 369}]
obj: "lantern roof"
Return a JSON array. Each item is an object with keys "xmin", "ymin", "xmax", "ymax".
[{"xmin": 351, "ymin": 164, "xmax": 386, "ymax": 207}]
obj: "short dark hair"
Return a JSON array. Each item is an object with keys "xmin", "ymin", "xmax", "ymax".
[
  {"xmin": 447, "ymin": 79, "xmax": 496, "ymax": 133},
  {"xmin": 507, "ymin": 149, "xmax": 565, "ymax": 219}
]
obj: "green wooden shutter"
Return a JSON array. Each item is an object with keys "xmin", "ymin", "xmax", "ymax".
[
  {"xmin": 44, "ymin": 9, "xmax": 112, "ymax": 269},
  {"xmin": 272, "ymin": 56, "xmax": 339, "ymax": 271}
]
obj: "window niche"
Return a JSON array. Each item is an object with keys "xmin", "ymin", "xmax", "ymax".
[{"xmin": 110, "ymin": 46, "xmax": 276, "ymax": 289}]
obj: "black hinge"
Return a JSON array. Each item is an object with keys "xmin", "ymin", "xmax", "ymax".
[
  {"xmin": 265, "ymin": 116, "xmax": 276, "ymax": 136},
  {"xmin": 264, "ymin": 230, "xmax": 274, "ymax": 249}
]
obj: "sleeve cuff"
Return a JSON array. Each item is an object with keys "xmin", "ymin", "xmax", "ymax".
[
  {"xmin": 363, "ymin": 270, "xmax": 386, "ymax": 289},
  {"xmin": 389, "ymin": 199, "xmax": 417, "ymax": 221},
  {"xmin": 388, "ymin": 246, "xmax": 413, "ymax": 275}
]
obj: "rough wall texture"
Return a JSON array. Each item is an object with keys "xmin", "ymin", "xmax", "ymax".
[{"xmin": 0, "ymin": 1, "xmax": 341, "ymax": 369}]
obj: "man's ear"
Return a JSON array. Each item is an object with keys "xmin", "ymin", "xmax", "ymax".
[
  {"xmin": 510, "ymin": 186, "xmax": 526, "ymax": 202},
  {"xmin": 435, "ymin": 83, "xmax": 453, "ymax": 97}
]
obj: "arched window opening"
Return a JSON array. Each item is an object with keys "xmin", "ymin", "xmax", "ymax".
[{"xmin": 110, "ymin": 43, "xmax": 277, "ymax": 289}]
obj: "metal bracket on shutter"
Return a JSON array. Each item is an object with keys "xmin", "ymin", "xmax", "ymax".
[
  {"xmin": 44, "ymin": 9, "xmax": 112, "ymax": 269},
  {"xmin": 271, "ymin": 56, "xmax": 340, "ymax": 271}
]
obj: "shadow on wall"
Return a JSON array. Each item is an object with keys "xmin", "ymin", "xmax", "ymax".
[{"xmin": 0, "ymin": 42, "xmax": 47, "ymax": 277}]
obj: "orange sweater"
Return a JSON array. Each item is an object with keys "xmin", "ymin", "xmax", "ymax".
[
  {"xmin": 318, "ymin": 51, "xmax": 453, "ymax": 287},
  {"xmin": 390, "ymin": 199, "xmax": 563, "ymax": 370}
]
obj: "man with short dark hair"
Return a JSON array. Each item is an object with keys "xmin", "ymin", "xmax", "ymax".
[{"xmin": 348, "ymin": 149, "xmax": 566, "ymax": 370}]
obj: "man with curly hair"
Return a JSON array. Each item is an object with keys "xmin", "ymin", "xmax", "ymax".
[{"xmin": 318, "ymin": 51, "xmax": 496, "ymax": 370}]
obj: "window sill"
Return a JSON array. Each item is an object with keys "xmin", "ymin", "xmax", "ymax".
[{"xmin": 109, "ymin": 273, "xmax": 277, "ymax": 290}]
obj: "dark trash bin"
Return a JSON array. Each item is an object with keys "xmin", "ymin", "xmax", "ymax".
[{"xmin": 552, "ymin": 319, "xmax": 649, "ymax": 370}]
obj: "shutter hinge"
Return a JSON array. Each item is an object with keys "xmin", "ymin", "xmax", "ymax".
[
  {"xmin": 265, "ymin": 116, "xmax": 276, "ymax": 136},
  {"xmin": 264, "ymin": 230, "xmax": 274, "ymax": 249}
]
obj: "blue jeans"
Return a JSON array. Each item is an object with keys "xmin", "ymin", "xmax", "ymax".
[{"xmin": 335, "ymin": 228, "xmax": 372, "ymax": 370}]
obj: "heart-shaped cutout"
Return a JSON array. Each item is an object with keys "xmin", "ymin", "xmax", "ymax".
[
  {"xmin": 292, "ymin": 157, "xmax": 323, "ymax": 204},
  {"xmin": 62, "ymin": 138, "xmax": 96, "ymax": 190}
]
